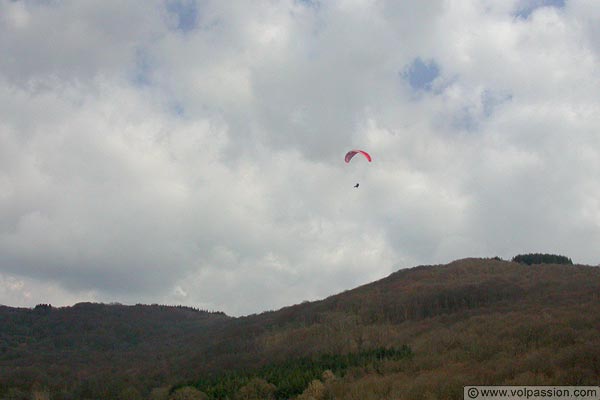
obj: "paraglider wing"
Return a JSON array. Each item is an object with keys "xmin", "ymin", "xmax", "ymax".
[{"xmin": 345, "ymin": 150, "xmax": 372, "ymax": 163}]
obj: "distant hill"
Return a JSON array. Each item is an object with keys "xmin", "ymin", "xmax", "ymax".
[
  {"xmin": 0, "ymin": 303, "xmax": 230, "ymax": 398},
  {"xmin": 2, "ymin": 258, "xmax": 599, "ymax": 399}
]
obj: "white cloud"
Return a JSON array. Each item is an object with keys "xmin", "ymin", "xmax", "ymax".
[{"xmin": 1, "ymin": 0, "xmax": 600, "ymax": 315}]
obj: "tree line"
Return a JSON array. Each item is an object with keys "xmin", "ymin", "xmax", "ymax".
[
  {"xmin": 512, "ymin": 253, "xmax": 573, "ymax": 265},
  {"xmin": 182, "ymin": 346, "xmax": 413, "ymax": 399}
]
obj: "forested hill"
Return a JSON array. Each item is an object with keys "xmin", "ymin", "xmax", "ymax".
[
  {"xmin": 2, "ymin": 258, "xmax": 600, "ymax": 399},
  {"xmin": 0, "ymin": 303, "xmax": 230, "ymax": 396}
]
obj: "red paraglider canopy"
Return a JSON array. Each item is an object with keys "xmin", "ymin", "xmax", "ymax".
[{"xmin": 345, "ymin": 149, "xmax": 372, "ymax": 163}]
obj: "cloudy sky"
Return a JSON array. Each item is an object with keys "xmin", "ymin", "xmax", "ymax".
[{"xmin": 1, "ymin": 0, "xmax": 599, "ymax": 315}]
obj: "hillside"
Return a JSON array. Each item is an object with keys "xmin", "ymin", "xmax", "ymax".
[
  {"xmin": 0, "ymin": 303, "xmax": 230, "ymax": 398},
  {"xmin": 2, "ymin": 258, "xmax": 600, "ymax": 399}
]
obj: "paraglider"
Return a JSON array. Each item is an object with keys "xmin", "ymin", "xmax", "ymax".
[
  {"xmin": 345, "ymin": 149, "xmax": 371, "ymax": 188},
  {"xmin": 344, "ymin": 150, "xmax": 372, "ymax": 163}
]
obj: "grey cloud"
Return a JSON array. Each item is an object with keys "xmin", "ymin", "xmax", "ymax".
[
  {"xmin": 482, "ymin": 90, "xmax": 512, "ymax": 117},
  {"xmin": 0, "ymin": 1, "xmax": 163, "ymax": 84},
  {"xmin": 2, "ymin": 0, "xmax": 600, "ymax": 315}
]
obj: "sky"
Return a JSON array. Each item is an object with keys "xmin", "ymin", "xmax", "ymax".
[{"xmin": 1, "ymin": 0, "xmax": 599, "ymax": 316}]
